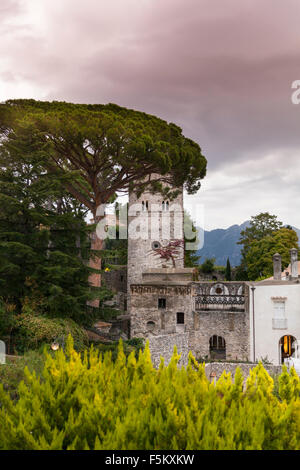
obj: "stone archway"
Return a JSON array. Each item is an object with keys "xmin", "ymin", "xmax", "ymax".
[
  {"xmin": 279, "ymin": 335, "xmax": 297, "ymax": 364},
  {"xmin": 209, "ymin": 335, "xmax": 226, "ymax": 360}
]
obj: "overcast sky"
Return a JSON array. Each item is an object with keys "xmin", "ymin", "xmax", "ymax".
[{"xmin": 1, "ymin": 0, "xmax": 300, "ymax": 230}]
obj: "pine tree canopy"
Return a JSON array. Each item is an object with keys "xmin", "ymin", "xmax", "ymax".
[
  {"xmin": 0, "ymin": 99, "xmax": 207, "ymax": 215},
  {"xmin": 0, "ymin": 99, "xmax": 207, "ymax": 307}
]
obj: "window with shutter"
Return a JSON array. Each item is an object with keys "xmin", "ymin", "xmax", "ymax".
[{"xmin": 272, "ymin": 300, "xmax": 287, "ymax": 329}]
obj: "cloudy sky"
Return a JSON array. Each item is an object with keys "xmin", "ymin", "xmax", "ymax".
[{"xmin": 1, "ymin": 0, "xmax": 300, "ymax": 230}]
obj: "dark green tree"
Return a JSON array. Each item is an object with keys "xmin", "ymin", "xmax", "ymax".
[
  {"xmin": 0, "ymin": 99, "xmax": 207, "ymax": 305},
  {"xmin": 236, "ymin": 212, "xmax": 285, "ymax": 280},
  {"xmin": 200, "ymin": 258, "xmax": 215, "ymax": 274},
  {"xmin": 0, "ymin": 149, "xmax": 101, "ymax": 323},
  {"xmin": 234, "ymin": 263, "xmax": 249, "ymax": 281},
  {"xmin": 238, "ymin": 213, "xmax": 283, "ymax": 259},
  {"xmin": 225, "ymin": 258, "xmax": 232, "ymax": 281}
]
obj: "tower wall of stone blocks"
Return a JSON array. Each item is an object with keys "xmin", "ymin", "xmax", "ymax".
[
  {"xmin": 127, "ymin": 186, "xmax": 184, "ymax": 291},
  {"xmin": 129, "ymin": 283, "xmax": 194, "ymax": 339}
]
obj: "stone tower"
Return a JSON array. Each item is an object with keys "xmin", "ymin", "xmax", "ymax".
[{"xmin": 127, "ymin": 181, "xmax": 184, "ymax": 290}]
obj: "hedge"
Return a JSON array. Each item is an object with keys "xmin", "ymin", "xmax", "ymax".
[
  {"xmin": 0, "ymin": 336, "xmax": 299, "ymax": 450},
  {"xmin": 12, "ymin": 313, "xmax": 89, "ymax": 352}
]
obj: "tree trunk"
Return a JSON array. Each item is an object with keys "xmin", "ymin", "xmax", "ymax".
[{"xmin": 87, "ymin": 215, "xmax": 104, "ymax": 309}]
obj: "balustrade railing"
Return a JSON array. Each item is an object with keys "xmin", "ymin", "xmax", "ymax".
[{"xmin": 195, "ymin": 294, "xmax": 245, "ymax": 311}]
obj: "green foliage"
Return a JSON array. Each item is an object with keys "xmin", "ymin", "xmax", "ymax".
[
  {"xmin": 246, "ymin": 228, "xmax": 299, "ymax": 280},
  {"xmin": 0, "ymin": 99, "xmax": 207, "ymax": 305},
  {"xmin": 238, "ymin": 212, "xmax": 283, "ymax": 257},
  {"xmin": 225, "ymin": 258, "xmax": 232, "ymax": 281},
  {"xmin": 236, "ymin": 213, "xmax": 299, "ymax": 280},
  {"xmin": 214, "ymin": 265, "xmax": 226, "ymax": 274},
  {"xmin": 0, "ymin": 147, "xmax": 99, "ymax": 321},
  {"xmin": 0, "ymin": 135, "xmax": 120, "ymax": 326},
  {"xmin": 234, "ymin": 263, "xmax": 249, "ymax": 281},
  {"xmin": 95, "ymin": 337, "xmax": 144, "ymax": 362},
  {"xmin": 11, "ymin": 313, "xmax": 89, "ymax": 353},
  {"xmin": 0, "ymin": 350, "xmax": 45, "ymax": 400},
  {"xmin": 102, "ymin": 206, "xmax": 128, "ymax": 268},
  {"xmin": 0, "ymin": 337, "xmax": 299, "ymax": 450},
  {"xmin": 200, "ymin": 257, "xmax": 215, "ymax": 274},
  {"xmin": 0, "ymin": 100, "xmax": 207, "ymax": 214},
  {"xmin": 0, "ymin": 300, "xmax": 17, "ymax": 345}
]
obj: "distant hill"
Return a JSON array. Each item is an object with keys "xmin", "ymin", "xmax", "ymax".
[{"xmin": 196, "ymin": 222, "xmax": 300, "ymax": 267}]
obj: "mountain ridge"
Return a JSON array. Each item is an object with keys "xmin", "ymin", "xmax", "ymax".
[{"xmin": 196, "ymin": 221, "xmax": 300, "ymax": 267}]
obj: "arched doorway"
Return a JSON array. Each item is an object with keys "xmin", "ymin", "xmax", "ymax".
[
  {"xmin": 279, "ymin": 335, "xmax": 297, "ymax": 364},
  {"xmin": 209, "ymin": 335, "xmax": 226, "ymax": 360}
]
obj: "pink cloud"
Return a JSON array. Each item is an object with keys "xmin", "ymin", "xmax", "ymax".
[{"xmin": 1, "ymin": 0, "xmax": 300, "ymax": 227}]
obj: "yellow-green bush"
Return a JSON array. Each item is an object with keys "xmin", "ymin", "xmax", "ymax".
[{"xmin": 0, "ymin": 336, "xmax": 299, "ymax": 450}]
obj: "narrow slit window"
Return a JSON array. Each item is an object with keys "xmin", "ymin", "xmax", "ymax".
[
  {"xmin": 158, "ymin": 298, "xmax": 166, "ymax": 309},
  {"xmin": 177, "ymin": 312, "xmax": 185, "ymax": 324},
  {"xmin": 141, "ymin": 201, "xmax": 148, "ymax": 211},
  {"xmin": 162, "ymin": 201, "xmax": 169, "ymax": 211}
]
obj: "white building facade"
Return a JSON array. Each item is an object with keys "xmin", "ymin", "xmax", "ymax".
[{"xmin": 249, "ymin": 251, "xmax": 300, "ymax": 365}]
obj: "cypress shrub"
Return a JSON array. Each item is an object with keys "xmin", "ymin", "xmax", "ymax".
[{"xmin": 0, "ymin": 336, "xmax": 299, "ymax": 450}]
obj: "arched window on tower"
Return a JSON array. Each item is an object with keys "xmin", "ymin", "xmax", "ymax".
[
  {"xmin": 162, "ymin": 201, "xmax": 169, "ymax": 211},
  {"xmin": 146, "ymin": 321, "xmax": 155, "ymax": 332},
  {"xmin": 142, "ymin": 201, "xmax": 149, "ymax": 212}
]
